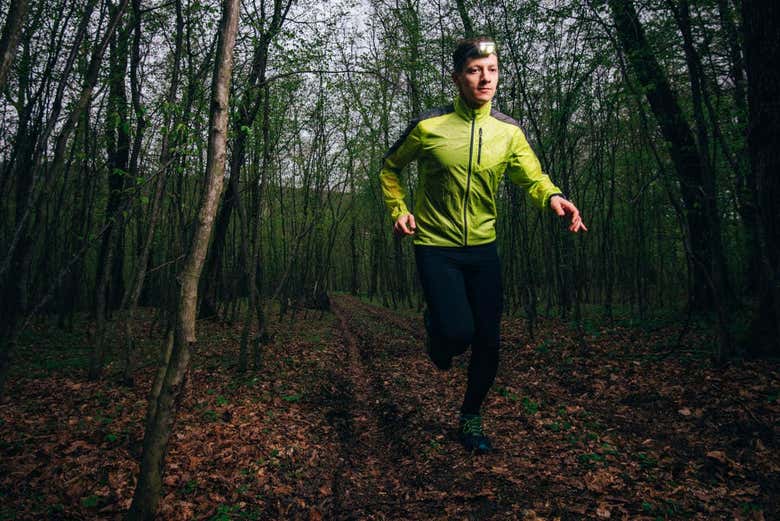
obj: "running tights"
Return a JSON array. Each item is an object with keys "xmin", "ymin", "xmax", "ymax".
[{"xmin": 414, "ymin": 242, "xmax": 502, "ymax": 416}]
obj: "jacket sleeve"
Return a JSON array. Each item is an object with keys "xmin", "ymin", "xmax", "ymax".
[
  {"xmin": 505, "ymin": 127, "xmax": 562, "ymax": 209},
  {"xmin": 379, "ymin": 122, "xmax": 423, "ymax": 221}
]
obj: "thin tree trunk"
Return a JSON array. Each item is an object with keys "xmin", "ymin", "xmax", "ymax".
[
  {"xmin": 126, "ymin": 0, "xmax": 240, "ymax": 517},
  {"xmin": 454, "ymin": 0, "xmax": 474, "ymax": 37},
  {"xmin": 0, "ymin": 0, "xmax": 29, "ymax": 93},
  {"xmin": 200, "ymin": 0, "xmax": 292, "ymax": 320},
  {"xmin": 121, "ymin": 0, "xmax": 184, "ymax": 386},
  {"xmin": 1, "ymin": 0, "xmax": 125, "ymax": 286},
  {"xmin": 608, "ymin": 0, "xmax": 729, "ymax": 334},
  {"xmin": 90, "ymin": 1, "xmax": 132, "ymax": 380}
]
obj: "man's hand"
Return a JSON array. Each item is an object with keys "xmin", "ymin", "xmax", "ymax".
[
  {"xmin": 550, "ymin": 195, "xmax": 588, "ymax": 233},
  {"xmin": 393, "ymin": 213, "xmax": 417, "ymax": 237}
]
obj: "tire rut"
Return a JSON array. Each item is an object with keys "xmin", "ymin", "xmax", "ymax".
[
  {"xmin": 328, "ymin": 295, "xmax": 520, "ymax": 520},
  {"xmin": 326, "ymin": 297, "xmax": 417, "ymax": 519}
]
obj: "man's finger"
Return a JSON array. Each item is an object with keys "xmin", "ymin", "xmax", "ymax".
[{"xmin": 408, "ymin": 214, "xmax": 416, "ymax": 231}]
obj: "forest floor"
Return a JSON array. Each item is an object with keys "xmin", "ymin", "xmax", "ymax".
[{"xmin": 1, "ymin": 294, "xmax": 778, "ymax": 520}]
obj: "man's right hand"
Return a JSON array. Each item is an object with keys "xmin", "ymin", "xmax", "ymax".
[{"xmin": 393, "ymin": 213, "xmax": 417, "ymax": 237}]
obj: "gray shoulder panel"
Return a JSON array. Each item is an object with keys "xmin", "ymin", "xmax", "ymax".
[
  {"xmin": 384, "ymin": 104, "xmax": 454, "ymax": 158},
  {"xmin": 490, "ymin": 109, "xmax": 523, "ymax": 130}
]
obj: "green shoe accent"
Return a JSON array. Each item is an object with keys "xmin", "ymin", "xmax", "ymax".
[{"xmin": 459, "ymin": 414, "xmax": 493, "ymax": 453}]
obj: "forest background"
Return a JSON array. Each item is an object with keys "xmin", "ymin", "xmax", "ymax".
[{"xmin": 0, "ymin": 0, "xmax": 778, "ymax": 518}]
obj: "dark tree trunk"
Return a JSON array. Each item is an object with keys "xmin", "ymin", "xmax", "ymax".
[
  {"xmin": 0, "ymin": 0, "xmax": 29, "ymax": 93},
  {"xmin": 200, "ymin": 0, "xmax": 292, "ymax": 320},
  {"xmin": 742, "ymin": 0, "xmax": 780, "ymax": 356},
  {"xmin": 120, "ymin": 0, "xmax": 184, "ymax": 386},
  {"xmin": 90, "ymin": 1, "xmax": 132, "ymax": 380},
  {"xmin": 608, "ymin": 0, "xmax": 728, "ymax": 317}
]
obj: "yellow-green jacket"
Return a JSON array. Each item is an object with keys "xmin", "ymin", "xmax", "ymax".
[{"xmin": 380, "ymin": 96, "xmax": 562, "ymax": 246}]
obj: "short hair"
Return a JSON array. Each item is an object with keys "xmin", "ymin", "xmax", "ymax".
[{"xmin": 453, "ymin": 37, "xmax": 498, "ymax": 73}]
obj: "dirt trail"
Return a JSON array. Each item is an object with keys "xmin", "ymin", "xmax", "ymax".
[
  {"xmin": 328, "ymin": 295, "xmax": 524, "ymax": 520},
  {"xmin": 324, "ymin": 297, "xmax": 411, "ymax": 518}
]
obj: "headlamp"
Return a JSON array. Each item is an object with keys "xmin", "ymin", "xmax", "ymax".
[
  {"xmin": 475, "ymin": 41, "xmax": 496, "ymax": 57},
  {"xmin": 453, "ymin": 38, "xmax": 498, "ymax": 72}
]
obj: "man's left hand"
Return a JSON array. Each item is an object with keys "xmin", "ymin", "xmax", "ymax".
[{"xmin": 550, "ymin": 195, "xmax": 588, "ymax": 233}]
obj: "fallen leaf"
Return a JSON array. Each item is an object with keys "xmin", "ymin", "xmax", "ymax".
[
  {"xmin": 706, "ymin": 450, "xmax": 728, "ymax": 463},
  {"xmin": 596, "ymin": 503, "xmax": 611, "ymax": 518}
]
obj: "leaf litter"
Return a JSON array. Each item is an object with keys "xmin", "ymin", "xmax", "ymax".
[{"xmin": 0, "ymin": 298, "xmax": 777, "ymax": 519}]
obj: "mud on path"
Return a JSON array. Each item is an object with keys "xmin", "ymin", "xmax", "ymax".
[{"xmin": 1, "ymin": 296, "xmax": 778, "ymax": 519}]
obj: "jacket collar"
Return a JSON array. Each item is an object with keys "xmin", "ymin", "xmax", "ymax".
[{"xmin": 454, "ymin": 95, "xmax": 492, "ymax": 122}]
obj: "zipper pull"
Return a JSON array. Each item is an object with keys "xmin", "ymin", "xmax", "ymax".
[{"xmin": 478, "ymin": 128, "xmax": 483, "ymax": 164}]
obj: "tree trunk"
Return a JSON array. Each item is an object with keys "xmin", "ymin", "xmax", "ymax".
[
  {"xmin": 90, "ymin": 2, "xmax": 131, "ymax": 380},
  {"xmin": 742, "ymin": 0, "xmax": 780, "ymax": 356},
  {"xmin": 717, "ymin": 0, "xmax": 760, "ymax": 292},
  {"xmin": 126, "ymin": 0, "xmax": 240, "ymax": 517},
  {"xmin": 608, "ymin": 0, "xmax": 730, "ymax": 332},
  {"xmin": 0, "ymin": 0, "xmax": 110, "ymax": 396},
  {"xmin": 0, "ymin": 0, "xmax": 29, "ymax": 93},
  {"xmin": 121, "ymin": 0, "xmax": 184, "ymax": 386}
]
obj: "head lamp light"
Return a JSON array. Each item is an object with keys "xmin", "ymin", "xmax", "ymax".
[
  {"xmin": 475, "ymin": 41, "xmax": 496, "ymax": 57},
  {"xmin": 453, "ymin": 38, "xmax": 498, "ymax": 72}
]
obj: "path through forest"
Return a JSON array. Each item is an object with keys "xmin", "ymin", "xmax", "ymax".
[{"xmin": 1, "ymin": 296, "xmax": 778, "ymax": 519}]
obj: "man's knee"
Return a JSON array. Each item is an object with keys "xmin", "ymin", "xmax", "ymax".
[{"xmin": 440, "ymin": 322, "xmax": 475, "ymax": 349}]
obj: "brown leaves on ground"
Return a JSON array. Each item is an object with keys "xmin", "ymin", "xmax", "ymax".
[{"xmin": 0, "ymin": 299, "xmax": 778, "ymax": 520}]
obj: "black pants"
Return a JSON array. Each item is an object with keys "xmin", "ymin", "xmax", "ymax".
[{"xmin": 414, "ymin": 242, "xmax": 502, "ymax": 415}]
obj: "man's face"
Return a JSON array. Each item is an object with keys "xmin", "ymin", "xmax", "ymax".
[{"xmin": 452, "ymin": 54, "xmax": 499, "ymax": 108}]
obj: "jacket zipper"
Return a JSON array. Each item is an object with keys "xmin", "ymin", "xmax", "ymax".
[
  {"xmin": 463, "ymin": 115, "xmax": 476, "ymax": 246},
  {"xmin": 477, "ymin": 127, "xmax": 483, "ymax": 164}
]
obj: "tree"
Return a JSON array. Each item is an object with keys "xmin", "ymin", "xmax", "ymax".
[
  {"xmin": 608, "ymin": 0, "xmax": 732, "ymax": 359},
  {"xmin": 126, "ymin": 0, "xmax": 241, "ymax": 517},
  {"xmin": 742, "ymin": 0, "xmax": 780, "ymax": 355}
]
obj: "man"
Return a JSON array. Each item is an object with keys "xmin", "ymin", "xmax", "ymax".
[{"xmin": 379, "ymin": 37, "xmax": 586, "ymax": 453}]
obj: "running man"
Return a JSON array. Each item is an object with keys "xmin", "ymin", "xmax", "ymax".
[{"xmin": 379, "ymin": 37, "xmax": 587, "ymax": 453}]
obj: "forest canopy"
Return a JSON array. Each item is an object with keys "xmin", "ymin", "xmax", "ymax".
[{"xmin": 1, "ymin": 0, "xmax": 779, "ymax": 377}]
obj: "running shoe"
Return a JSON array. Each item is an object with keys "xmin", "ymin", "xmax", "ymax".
[{"xmin": 459, "ymin": 414, "xmax": 493, "ymax": 453}]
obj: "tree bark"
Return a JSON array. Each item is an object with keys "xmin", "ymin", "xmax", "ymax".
[
  {"xmin": 200, "ymin": 0, "xmax": 293, "ymax": 320},
  {"xmin": 90, "ymin": 0, "xmax": 132, "ymax": 380},
  {"xmin": 742, "ymin": 0, "xmax": 780, "ymax": 356},
  {"xmin": 608, "ymin": 0, "xmax": 725, "ymax": 315},
  {"xmin": 455, "ymin": 0, "xmax": 474, "ymax": 38},
  {"xmin": 126, "ymin": 0, "xmax": 240, "ymax": 517},
  {"xmin": 0, "ymin": 0, "xmax": 113, "ymax": 396},
  {"xmin": 0, "ymin": 0, "xmax": 29, "ymax": 93},
  {"xmin": 121, "ymin": 0, "xmax": 184, "ymax": 386}
]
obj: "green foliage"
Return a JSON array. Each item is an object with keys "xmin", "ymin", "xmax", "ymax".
[
  {"xmin": 522, "ymin": 397, "xmax": 540, "ymax": 415},
  {"xmin": 282, "ymin": 392, "xmax": 302, "ymax": 403},
  {"xmin": 80, "ymin": 495, "xmax": 100, "ymax": 508}
]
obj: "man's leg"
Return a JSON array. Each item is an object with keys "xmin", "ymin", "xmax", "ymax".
[
  {"xmin": 457, "ymin": 243, "xmax": 502, "ymax": 453},
  {"xmin": 414, "ymin": 246, "xmax": 474, "ymax": 369},
  {"xmin": 461, "ymin": 243, "xmax": 502, "ymax": 415}
]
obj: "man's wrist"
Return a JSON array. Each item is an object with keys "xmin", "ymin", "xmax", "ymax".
[{"xmin": 548, "ymin": 193, "xmax": 565, "ymax": 206}]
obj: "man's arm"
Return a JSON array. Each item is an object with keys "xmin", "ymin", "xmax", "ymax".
[
  {"xmin": 505, "ymin": 128, "xmax": 563, "ymax": 208},
  {"xmin": 506, "ymin": 128, "xmax": 587, "ymax": 233},
  {"xmin": 379, "ymin": 121, "xmax": 423, "ymax": 235}
]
